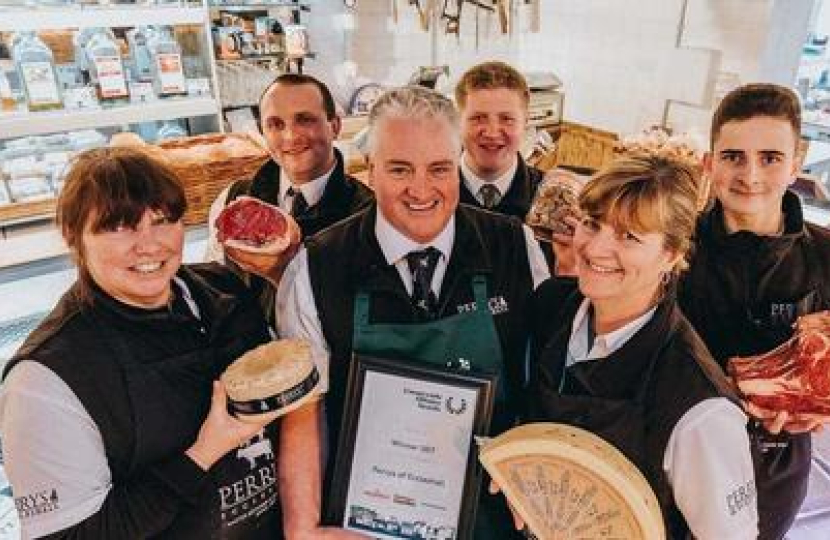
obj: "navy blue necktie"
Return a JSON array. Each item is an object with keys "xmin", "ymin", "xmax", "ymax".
[
  {"xmin": 405, "ymin": 247, "xmax": 441, "ymax": 317},
  {"xmin": 479, "ymin": 184, "xmax": 501, "ymax": 209},
  {"xmin": 287, "ymin": 187, "xmax": 308, "ymax": 216}
]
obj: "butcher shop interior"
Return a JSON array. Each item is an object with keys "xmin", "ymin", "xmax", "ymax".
[{"xmin": 2, "ymin": 1, "xmax": 830, "ymax": 539}]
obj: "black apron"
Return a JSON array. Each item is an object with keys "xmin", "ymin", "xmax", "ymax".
[
  {"xmin": 689, "ymin": 236, "xmax": 825, "ymax": 540},
  {"xmin": 529, "ymin": 301, "xmax": 695, "ymax": 539},
  {"xmin": 532, "ymin": 308, "xmax": 669, "ymax": 481},
  {"xmin": 351, "ymin": 275, "xmax": 520, "ymax": 540},
  {"xmin": 93, "ymin": 308, "xmax": 282, "ymax": 540}
]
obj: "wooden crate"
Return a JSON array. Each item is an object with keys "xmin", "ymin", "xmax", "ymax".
[
  {"xmin": 158, "ymin": 133, "xmax": 269, "ymax": 225},
  {"xmin": 551, "ymin": 121, "xmax": 619, "ymax": 173}
]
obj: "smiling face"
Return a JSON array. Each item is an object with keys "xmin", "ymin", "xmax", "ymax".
[
  {"xmin": 81, "ymin": 208, "xmax": 184, "ymax": 309},
  {"xmin": 460, "ymin": 88, "xmax": 526, "ymax": 180},
  {"xmin": 574, "ymin": 215, "xmax": 678, "ymax": 319},
  {"xmin": 369, "ymin": 115, "xmax": 460, "ymax": 244},
  {"xmin": 259, "ymin": 82, "xmax": 341, "ymax": 184},
  {"xmin": 706, "ymin": 115, "xmax": 800, "ymax": 234}
]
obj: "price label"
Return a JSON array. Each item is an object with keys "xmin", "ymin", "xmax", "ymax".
[
  {"xmin": 186, "ymin": 78, "xmax": 212, "ymax": 97},
  {"xmin": 129, "ymin": 82, "xmax": 157, "ymax": 104},
  {"xmin": 63, "ymin": 87, "xmax": 100, "ymax": 111}
]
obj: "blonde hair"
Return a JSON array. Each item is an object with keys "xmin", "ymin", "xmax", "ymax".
[
  {"xmin": 454, "ymin": 61, "xmax": 529, "ymax": 109},
  {"xmin": 579, "ymin": 153, "xmax": 699, "ymax": 275}
]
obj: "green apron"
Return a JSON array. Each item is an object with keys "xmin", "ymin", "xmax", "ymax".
[
  {"xmin": 351, "ymin": 274, "xmax": 519, "ymax": 540},
  {"xmin": 352, "ymin": 275, "xmax": 503, "ymax": 381}
]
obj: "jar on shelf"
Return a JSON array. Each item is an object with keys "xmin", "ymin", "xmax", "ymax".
[
  {"xmin": 147, "ymin": 26, "xmax": 187, "ymax": 97},
  {"xmin": 85, "ymin": 28, "xmax": 130, "ymax": 105},
  {"xmin": 12, "ymin": 31, "xmax": 63, "ymax": 112}
]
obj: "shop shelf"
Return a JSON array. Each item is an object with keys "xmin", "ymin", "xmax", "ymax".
[
  {"xmin": 0, "ymin": 6, "xmax": 206, "ymax": 31},
  {"xmin": 0, "ymin": 96, "xmax": 219, "ymax": 139}
]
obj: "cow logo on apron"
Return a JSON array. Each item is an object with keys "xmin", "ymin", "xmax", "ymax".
[{"xmin": 219, "ymin": 433, "xmax": 278, "ymax": 527}]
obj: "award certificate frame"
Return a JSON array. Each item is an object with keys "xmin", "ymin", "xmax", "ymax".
[{"xmin": 327, "ymin": 354, "xmax": 496, "ymax": 540}]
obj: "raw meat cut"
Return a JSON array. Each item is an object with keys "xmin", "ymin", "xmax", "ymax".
[
  {"xmin": 215, "ymin": 195, "xmax": 293, "ymax": 254},
  {"xmin": 728, "ymin": 311, "xmax": 830, "ymax": 416}
]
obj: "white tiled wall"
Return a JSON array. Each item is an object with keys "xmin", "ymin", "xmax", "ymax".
[{"xmin": 328, "ymin": 0, "xmax": 814, "ymax": 137}]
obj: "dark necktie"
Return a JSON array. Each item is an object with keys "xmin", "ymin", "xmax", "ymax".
[
  {"xmin": 287, "ymin": 186, "xmax": 309, "ymax": 216},
  {"xmin": 479, "ymin": 184, "xmax": 501, "ymax": 209},
  {"xmin": 405, "ymin": 247, "xmax": 441, "ymax": 317}
]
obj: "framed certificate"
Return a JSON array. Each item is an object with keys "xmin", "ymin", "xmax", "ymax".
[{"xmin": 327, "ymin": 355, "xmax": 496, "ymax": 540}]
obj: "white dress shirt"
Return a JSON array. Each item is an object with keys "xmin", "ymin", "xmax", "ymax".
[
  {"xmin": 460, "ymin": 152, "xmax": 518, "ymax": 205},
  {"xmin": 204, "ymin": 161, "xmax": 336, "ymax": 263},
  {"xmin": 276, "ymin": 210, "xmax": 550, "ymax": 394},
  {"xmin": 565, "ymin": 299, "xmax": 758, "ymax": 540}
]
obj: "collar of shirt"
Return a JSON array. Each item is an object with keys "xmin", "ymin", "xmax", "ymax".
[
  {"xmin": 460, "ymin": 152, "xmax": 518, "ymax": 204},
  {"xmin": 566, "ymin": 298, "xmax": 657, "ymax": 367},
  {"xmin": 172, "ymin": 276, "xmax": 201, "ymax": 319},
  {"xmin": 374, "ymin": 210, "xmax": 455, "ymax": 296},
  {"xmin": 278, "ymin": 161, "xmax": 336, "ymax": 211}
]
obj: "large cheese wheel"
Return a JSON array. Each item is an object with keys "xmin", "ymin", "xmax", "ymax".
[{"xmin": 479, "ymin": 423, "xmax": 665, "ymax": 540}]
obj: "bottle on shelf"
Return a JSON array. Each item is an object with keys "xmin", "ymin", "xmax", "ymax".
[
  {"xmin": 72, "ymin": 27, "xmax": 99, "ymax": 87},
  {"xmin": 0, "ymin": 70, "xmax": 15, "ymax": 112},
  {"xmin": 12, "ymin": 31, "xmax": 63, "ymax": 112},
  {"xmin": 147, "ymin": 26, "xmax": 187, "ymax": 97},
  {"xmin": 85, "ymin": 28, "xmax": 130, "ymax": 105},
  {"xmin": 126, "ymin": 26, "xmax": 157, "ymax": 84},
  {"xmin": 0, "ymin": 44, "xmax": 16, "ymax": 113}
]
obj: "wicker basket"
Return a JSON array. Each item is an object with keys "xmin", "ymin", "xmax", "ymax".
[
  {"xmin": 0, "ymin": 198, "xmax": 56, "ymax": 226},
  {"xmin": 158, "ymin": 133, "xmax": 269, "ymax": 225}
]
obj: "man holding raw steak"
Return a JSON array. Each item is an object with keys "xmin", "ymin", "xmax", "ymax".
[
  {"xmin": 206, "ymin": 73, "xmax": 372, "ymax": 324},
  {"xmin": 678, "ymin": 83, "xmax": 830, "ymax": 540}
]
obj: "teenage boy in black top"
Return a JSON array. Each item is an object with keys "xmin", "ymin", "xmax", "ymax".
[{"xmin": 678, "ymin": 82, "xmax": 830, "ymax": 540}]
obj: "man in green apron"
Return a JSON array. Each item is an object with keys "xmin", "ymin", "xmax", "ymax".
[{"xmin": 277, "ymin": 86, "xmax": 549, "ymax": 538}]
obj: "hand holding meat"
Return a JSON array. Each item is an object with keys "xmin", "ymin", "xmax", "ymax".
[
  {"xmin": 215, "ymin": 196, "xmax": 302, "ymax": 285},
  {"xmin": 728, "ymin": 311, "xmax": 830, "ymax": 428},
  {"xmin": 526, "ymin": 169, "xmax": 583, "ymax": 239}
]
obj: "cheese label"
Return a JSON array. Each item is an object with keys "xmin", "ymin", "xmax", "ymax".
[
  {"xmin": 156, "ymin": 53, "xmax": 186, "ymax": 95},
  {"xmin": 93, "ymin": 56, "xmax": 128, "ymax": 99},
  {"xmin": 19, "ymin": 61, "xmax": 61, "ymax": 106}
]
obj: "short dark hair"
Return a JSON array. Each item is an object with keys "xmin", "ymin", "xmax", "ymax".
[
  {"xmin": 58, "ymin": 147, "xmax": 186, "ymax": 299},
  {"xmin": 454, "ymin": 61, "xmax": 529, "ymax": 109},
  {"xmin": 257, "ymin": 73, "xmax": 337, "ymax": 127},
  {"xmin": 711, "ymin": 83, "xmax": 801, "ymax": 149}
]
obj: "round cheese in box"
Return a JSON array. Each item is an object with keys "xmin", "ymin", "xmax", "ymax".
[
  {"xmin": 479, "ymin": 423, "xmax": 665, "ymax": 540},
  {"xmin": 221, "ymin": 339, "xmax": 319, "ymax": 424}
]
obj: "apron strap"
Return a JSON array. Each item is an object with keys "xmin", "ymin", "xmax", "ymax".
[{"xmin": 471, "ymin": 274, "xmax": 489, "ymax": 312}]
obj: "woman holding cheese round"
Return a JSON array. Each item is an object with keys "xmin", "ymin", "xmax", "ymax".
[
  {"xmin": 0, "ymin": 148, "xmax": 341, "ymax": 539},
  {"xmin": 523, "ymin": 154, "xmax": 758, "ymax": 539}
]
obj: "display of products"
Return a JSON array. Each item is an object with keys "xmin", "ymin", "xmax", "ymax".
[
  {"xmin": 85, "ymin": 28, "xmax": 129, "ymax": 103},
  {"xmin": 147, "ymin": 26, "xmax": 187, "ymax": 96},
  {"xmin": 12, "ymin": 31, "xmax": 63, "ymax": 112}
]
